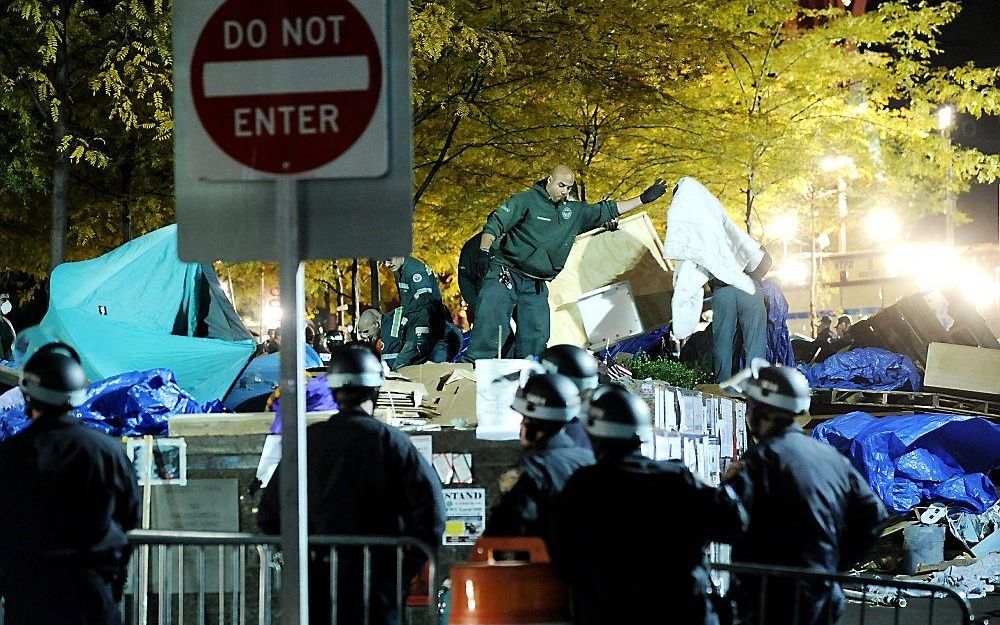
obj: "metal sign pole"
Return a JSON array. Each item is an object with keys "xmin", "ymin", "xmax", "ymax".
[{"xmin": 277, "ymin": 177, "xmax": 308, "ymax": 624}]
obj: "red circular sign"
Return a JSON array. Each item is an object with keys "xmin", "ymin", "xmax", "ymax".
[{"xmin": 191, "ymin": 0, "xmax": 382, "ymax": 174}]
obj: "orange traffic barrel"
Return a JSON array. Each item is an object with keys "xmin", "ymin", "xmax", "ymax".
[{"xmin": 448, "ymin": 537, "xmax": 571, "ymax": 625}]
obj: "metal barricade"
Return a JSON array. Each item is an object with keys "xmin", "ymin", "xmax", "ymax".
[
  {"xmin": 711, "ymin": 561, "xmax": 978, "ymax": 625},
  {"xmin": 125, "ymin": 530, "xmax": 436, "ymax": 625}
]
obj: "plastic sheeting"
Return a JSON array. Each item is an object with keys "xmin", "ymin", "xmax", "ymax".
[
  {"xmin": 21, "ymin": 225, "xmax": 256, "ymax": 402},
  {"xmin": 0, "ymin": 369, "xmax": 225, "ymax": 441},
  {"xmin": 813, "ymin": 412, "xmax": 1000, "ymax": 514},
  {"xmin": 801, "ymin": 347, "xmax": 921, "ymax": 391},
  {"xmin": 269, "ymin": 375, "xmax": 338, "ymax": 433}
]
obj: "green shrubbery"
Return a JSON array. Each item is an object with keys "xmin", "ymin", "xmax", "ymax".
[{"xmin": 620, "ymin": 353, "xmax": 714, "ymax": 389}]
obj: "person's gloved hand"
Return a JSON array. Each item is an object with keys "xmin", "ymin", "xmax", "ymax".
[
  {"xmin": 473, "ymin": 248, "xmax": 492, "ymax": 277},
  {"xmin": 602, "ymin": 219, "xmax": 620, "ymax": 232},
  {"xmin": 640, "ymin": 178, "xmax": 667, "ymax": 204}
]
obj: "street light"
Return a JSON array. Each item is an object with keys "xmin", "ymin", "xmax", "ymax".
[
  {"xmin": 938, "ymin": 105, "xmax": 956, "ymax": 246},
  {"xmin": 769, "ymin": 213, "xmax": 798, "ymax": 255},
  {"xmin": 865, "ymin": 209, "xmax": 901, "ymax": 244},
  {"xmin": 821, "ymin": 155, "xmax": 855, "ymax": 253}
]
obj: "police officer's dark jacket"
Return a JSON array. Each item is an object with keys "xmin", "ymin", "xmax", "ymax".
[
  {"xmin": 485, "ymin": 431, "xmax": 594, "ymax": 537},
  {"xmin": 0, "ymin": 412, "xmax": 140, "ymax": 563},
  {"xmin": 728, "ymin": 424, "xmax": 886, "ymax": 625},
  {"xmin": 257, "ymin": 406, "xmax": 445, "ymax": 554},
  {"xmin": 258, "ymin": 406, "xmax": 445, "ymax": 625},
  {"xmin": 0, "ymin": 412, "xmax": 140, "ymax": 624},
  {"xmin": 550, "ymin": 452, "xmax": 747, "ymax": 625}
]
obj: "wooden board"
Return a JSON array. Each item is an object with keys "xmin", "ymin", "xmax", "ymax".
[
  {"xmin": 925, "ymin": 342, "xmax": 1000, "ymax": 398},
  {"xmin": 547, "ymin": 212, "xmax": 672, "ymax": 347},
  {"xmin": 168, "ymin": 412, "xmax": 335, "ymax": 437}
]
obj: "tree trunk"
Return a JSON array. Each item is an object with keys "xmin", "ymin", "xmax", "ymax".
[
  {"xmin": 351, "ymin": 258, "xmax": 360, "ymax": 338},
  {"xmin": 368, "ymin": 258, "xmax": 380, "ymax": 310},
  {"xmin": 744, "ymin": 174, "xmax": 755, "ymax": 234},
  {"xmin": 120, "ymin": 159, "xmax": 133, "ymax": 245},
  {"xmin": 50, "ymin": 34, "xmax": 70, "ymax": 270}
]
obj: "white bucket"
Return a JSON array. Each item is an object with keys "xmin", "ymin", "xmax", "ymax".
[{"xmin": 475, "ymin": 359, "xmax": 538, "ymax": 440}]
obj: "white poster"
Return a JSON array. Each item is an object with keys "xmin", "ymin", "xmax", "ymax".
[{"xmin": 443, "ymin": 488, "xmax": 486, "ymax": 546}]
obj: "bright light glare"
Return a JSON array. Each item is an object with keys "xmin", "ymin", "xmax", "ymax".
[
  {"xmin": 821, "ymin": 155, "xmax": 855, "ymax": 172},
  {"xmin": 263, "ymin": 303, "xmax": 283, "ymax": 330},
  {"xmin": 770, "ymin": 214, "xmax": 798, "ymax": 241},
  {"xmin": 865, "ymin": 209, "xmax": 901, "ymax": 243},
  {"xmin": 938, "ymin": 106, "xmax": 954, "ymax": 131},
  {"xmin": 817, "ymin": 233, "xmax": 832, "ymax": 250},
  {"xmin": 884, "ymin": 244, "xmax": 1000, "ymax": 310},
  {"xmin": 777, "ymin": 258, "xmax": 809, "ymax": 286}
]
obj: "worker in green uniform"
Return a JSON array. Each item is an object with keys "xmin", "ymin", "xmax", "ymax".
[
  {"xmin": 382, "ymin": 256, "xmax": 458, "ymax": 370},
  {"xmin": 466, "ymin": 165, "xmax": 667, "ymax": 360}
]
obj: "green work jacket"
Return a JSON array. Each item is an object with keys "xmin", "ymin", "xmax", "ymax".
[{"xmin": 483, "ymin": 182, "xmax": 619, "ymax": 280}]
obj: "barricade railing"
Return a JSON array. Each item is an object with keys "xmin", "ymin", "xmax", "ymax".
[
  {"xmin": 124, "ymin": 530, "xmax": 437, "ymax": 625},
  {"xmin": 710, "ymin": 561, "xmax": 978, "ymax": 625}
]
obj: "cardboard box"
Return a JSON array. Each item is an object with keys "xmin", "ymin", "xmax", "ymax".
[
  {"xmin": 397, "ymin": 363, "xmax": 477, "ymax": 424},
  {"xmin": 925, "ymin": 342, "xmax": 1000, "ymax": 398}
]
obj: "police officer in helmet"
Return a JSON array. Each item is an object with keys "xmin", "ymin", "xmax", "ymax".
[
  {"xmin": 550, "ymin": 383, "xmax": 747, "ymax": 625},
  {"xmin": 538, "ymin": 344, "xmax": 598, "ymax": 450},
  {"xmin": 484, "ymin": 373, "xmax": 595, "ymax": 537},
  {"xmin": 257, "ymin": 344, "xmax": 445, "ymax": 625},
  {"xmin": 722, "ymin": 359, "xmax": 885, "ymax": 625},
  {"xmin": 0, "ymin": 342, "xmax": 140, "ymax": 625}
]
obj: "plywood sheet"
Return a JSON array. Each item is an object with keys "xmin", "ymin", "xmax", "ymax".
[
  {"xmin": 925, "ymin": 342, "xmax": 1000, "ymax": 398},
  {"xmin": 548, "ymin": 212, "xmax": 672, "ymax": 347}
]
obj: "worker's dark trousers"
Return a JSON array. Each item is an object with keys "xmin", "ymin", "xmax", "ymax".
[
  {"xmin": 712, "ymin": 284, "xmax": 766, "ymax": 381},
  {"xmin": 466, "ymin": 265, "xmax": 549, "ymax": 360}
]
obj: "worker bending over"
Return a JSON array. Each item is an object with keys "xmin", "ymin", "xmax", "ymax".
[{"xmin": 381, "ymin": 256, "xmax": 461, "ymax": 369}]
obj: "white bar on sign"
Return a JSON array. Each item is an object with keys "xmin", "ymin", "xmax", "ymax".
[{"xmin": 203, "ymin": 56, "xmax": 370, "ymax": 97}]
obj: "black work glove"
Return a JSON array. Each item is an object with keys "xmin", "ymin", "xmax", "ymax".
[
  {"xmin": 473, "ymin": 248, "xmax": 492, "ymax": 277},
  {"xmin": 602, "ymin": 219, "xmax": 620, "ymax": 232},
  {"xmin": 640, "ymin": 177, "xmax": 668, "ymax": 204}
]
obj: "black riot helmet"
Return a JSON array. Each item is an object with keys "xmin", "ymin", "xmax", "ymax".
[
  {"xmin": 19, "ymin": 342, "xmax": 88, "ymax": 414},
  {"xmin": 721, "ymin": 358, "xmax": 810, "ymax": 417},
  {"xmin": 326, "ymin": 344, "xmax": 385, "ymax": 390},
  {"xmin": 511, "ymin": 373, "xmax": 580, "ymax": 423},
  {"xmin": 539, "ymin": 344, "xmax": 598, "ymax": 392},
  {"xmin": 584, "ymin": 383, "xmax": 651, "ymax": 443}
]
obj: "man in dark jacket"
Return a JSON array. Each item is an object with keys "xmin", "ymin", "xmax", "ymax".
[
  {"xmin": 258, "ymin": 345, "xmax": 446, "ymax": 625},
  {"xmin": 550, "ymin": 384, "xmax": 747, "ymax": 625},
  {"xmin": 0, "ymin": 342, "xmax": 140, "ymax": 625},
  {"xmin": 485, "ymin": 373, "xmax": 594, "ymax": 537},
  {"xmin": 722, "ymin": 359, "xmax": 886, "ymax": 625},
  {"xmin": 466, "ymin": 165, "xmax": 667, "ymax": 360}
]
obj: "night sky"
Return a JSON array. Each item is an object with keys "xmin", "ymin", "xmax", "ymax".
[{"xmin": 917, "ymin": 0, "xmax": 1000, "ymax": 245}]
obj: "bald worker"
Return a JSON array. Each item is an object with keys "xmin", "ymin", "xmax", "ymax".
[{"xmin": 466, "ymin": 165, "xmax": 667, "ymax": 360}]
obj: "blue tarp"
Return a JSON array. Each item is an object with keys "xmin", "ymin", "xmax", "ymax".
[
  {"xmin": 224, "ymin": 346, "xmax": 324, "ymax": 410},
  {"xmin": 0, "ymin": 369, "xmax": 225, "ymax": 441},
  {"xmin": 801, "ymin": 347, "xmax": 921, "ymax": 391},
  {"xmin": 813, "ymin": 412, "xmax": 1000, "ymax": 514},
  {"xmin": 21, "ymin": 225, "xmax": 256, "ymax": 402}
]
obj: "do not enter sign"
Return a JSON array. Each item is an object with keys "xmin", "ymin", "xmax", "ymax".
[{"xmin": 189, "ymin": 0, "xmax": 386, "ymax": 177}]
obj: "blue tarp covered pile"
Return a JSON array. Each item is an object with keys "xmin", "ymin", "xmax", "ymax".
[
  {"xmin": 20, "ymin": 225, "xmax": 256, "ymax": 403},
  {"xmin": 0, "ymin": 369, "xmax": 225, "ymax": 441},
  {"xmin": 813, "ymin": 412, "xmax": 1000, "ymax": 514},
  {"xmin": 800, "ymin": 347, "xmax": 921, "ymax": 391}
]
